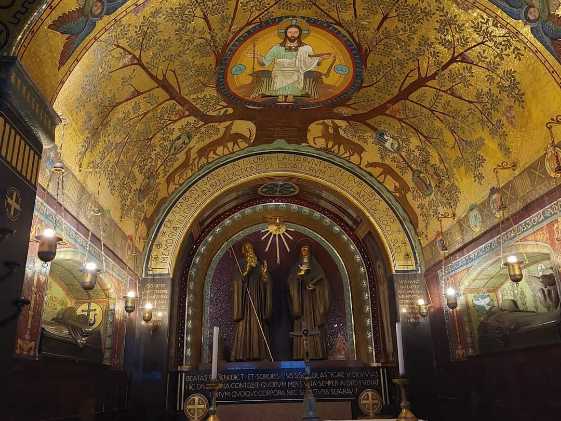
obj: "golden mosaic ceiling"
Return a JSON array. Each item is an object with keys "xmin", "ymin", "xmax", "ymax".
[{"xmin": 15, "ymin": 0, "xmax": 561, "ymax": 251}]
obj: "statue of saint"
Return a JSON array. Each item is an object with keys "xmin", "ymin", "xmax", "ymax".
[
  {"xmin": 288, "ymin": 243, "xmax": 330, "ymax": 359},
  {"xmin": 231, "ymin": 241, "xmax": 273, "ymax": 361}
]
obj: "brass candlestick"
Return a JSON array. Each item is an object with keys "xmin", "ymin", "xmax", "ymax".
[
  {"xmin": 207, "ymin": 381, "xmax": 222, "ymax": 421},
  {"xmin": 392, "ymin": 378, "xmax": 418, "ymax": 421}
]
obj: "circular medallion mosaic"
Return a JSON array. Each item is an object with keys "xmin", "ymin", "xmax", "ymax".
[
  {"xmin": 184, "ymin": 393, "xmax": 208, "ymax": 420},
  {"xmin": 358, "ymin": 388, "xmax": 383, "ymax": 416},
  {"xmin": 217, "ymin": 16, "xmax": 363, "ymax": 109}
]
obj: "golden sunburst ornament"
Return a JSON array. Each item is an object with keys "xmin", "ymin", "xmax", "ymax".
[{"xmin": 261, "ymin": 217, "xmax": 294, "ymax": 264}]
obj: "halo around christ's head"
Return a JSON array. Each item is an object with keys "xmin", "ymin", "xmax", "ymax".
[{"xmin": 276, "ymin": 17, "xmax": 311, "ymax": 40}]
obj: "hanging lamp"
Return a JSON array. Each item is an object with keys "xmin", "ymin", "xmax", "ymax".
[
  {"xmin": 36, "ymin": 157, "xmax": 65, "ymax": 262},
  {"xmin": 142, "ymin": 302, "xmax": 153, "ymax": 322},
  {"xmin": 80, "ymin": 201, "xmax": 106, "ymax": 291},
  {"xmin": 493, "ymin": 162, "xmax": 523, "ymax": 284}
]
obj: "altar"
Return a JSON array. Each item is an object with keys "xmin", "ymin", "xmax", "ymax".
[{"xmin": 176, "ymin": 360, "xmax": 396, "ymax": 419}]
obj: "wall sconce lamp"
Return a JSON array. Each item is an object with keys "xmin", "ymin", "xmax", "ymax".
[
  {"xmin": 124, "ymin": 291, "xmax": 136, "ymax": 313},
  {"xmin": 417, "ymin": 298, "xmax": 430, "ymax": 317},
  {"xmin": 436, "ymin": 212, "xmax": 456, "ymax": 254},
  {"xmin": 505, "ymin": 255, "xmax": 524, "ymax": 283},
  {"xmin": 446, "ymin": 287, "xmax": 458, "ymax": 310},
  {"xmin": 36, "ymin": 228, "xmax": 62, "ymax": 263},
  {"xmin": 142, "ymin": 302, "xmax": 153, "ymax": 323}
]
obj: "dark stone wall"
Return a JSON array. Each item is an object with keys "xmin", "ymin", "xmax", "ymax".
[{"xmin": 5, "ymin": 358, "xmax": 128, "ymax": 421}]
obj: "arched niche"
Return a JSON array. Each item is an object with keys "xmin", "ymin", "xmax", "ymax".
[
  {"xmin": 40, "ymin": 248, "xmax": 117, "ymax": 364},
  {"xmin": 446, "ymin": 241, "xmax": 561, "ymax": 358},
  {"xmin": 171, "ymin": 197, "xmax": 406, "ymax": 370},
  {"xmin": 200, "ymin": 223, "xmax": 356, "ymax": 362}
]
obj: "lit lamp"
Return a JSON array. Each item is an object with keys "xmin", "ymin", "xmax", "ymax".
[
  {"xmin": 446, "ymin": 287, "xmax": 458, "ymax": 310},
  {"xmin": 36, "ymin": 228, "xmax": 62, "ymax": 262},
  {"xmin": 417, "ymin": 298, "xmax": 429, "ymax": 318},
  {"xmin": 124, "ymin": 291, "xmax": 136, "ymax": 313},
  {"xmin": 505, "ymin": 255, "xmax": 524, "ymax": 283},
  {"xmin": 142, "ymin": 302, "xmax": 153, "ymax": 322},
  {"xmin": 80, "ymin": 261, "xmax": 99, "ymax": 291}
]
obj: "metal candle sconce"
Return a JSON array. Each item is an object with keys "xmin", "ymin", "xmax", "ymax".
[
  {"xmin": 142, "ymin": 302, "xmax": 153, "ymax": 322},
  {"xmin": 416, "ymin": 298, "xmax": 430, "ymax": 318},
  {"xmin": 80, "ymin": 261, "xmax": 100, "ymax": 291},
  {"xmin": 446, "ymin": 287, "xmax": 458, "ymax": 310},
  {"xmin": 124, "ymin": 291, "xmax": 136, "ymax": 313},
  {"xmin": 36, "ymin": 228, "xmax": 62, "ymax": 263},
  {"xmin": 505, "ymin": 255, "xmax": 524, "ymax": 283}
]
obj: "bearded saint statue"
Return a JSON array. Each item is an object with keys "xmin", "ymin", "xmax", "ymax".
[
  {"xmin": 288, "ymin": 243, "xmax": 330, "ymax": 359},
  {"xmin": 231, "ymin": 241, "xmax": 273, "ymax": 361}
]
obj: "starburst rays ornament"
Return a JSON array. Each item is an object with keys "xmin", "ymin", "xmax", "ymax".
[{"xmin": 261, "ymin": 217, "xmax": 294, "ymax": 264}]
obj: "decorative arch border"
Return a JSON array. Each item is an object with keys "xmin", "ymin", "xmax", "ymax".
[
  {"xmin": 196, "ymin": 218, "xmax": 360, "ymax": 364},
  {"xmin": 144, "ymin": 141, "xmax": 422, "ymax": 278}
]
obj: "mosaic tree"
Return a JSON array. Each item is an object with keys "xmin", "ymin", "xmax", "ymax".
[{"xmin": 74, "ymin": 0, "xmax": 525, "ymax": 238}]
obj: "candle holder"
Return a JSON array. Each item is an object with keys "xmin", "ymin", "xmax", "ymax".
[
  {"xmin": 416, "ymin": 298, "xmax": 430, "ymax": 318},
  {"xmin": 206, "ymin": 381, "xmax": 222, "ymax": 421},
  {"xmin": 504, "ymin": 255, "xmax": 524, "ymax": 283},
  {"xmin": 302, "ymin": 364, "xmax": 320, "ymax": 421},
  {"xmin": 142, "ymin": 303, "xmax": 153, "ymax": 322},
  {"xmin": 445, "ymin": 287, "xmax": 458, "ymax": 310},
  {"xmin": 124, "ymin": 291, "xmax": 136, "ymax": 313},
  {"xmin": 36, "ymin": 228, "xmax": 62, "ymax": 263},
  {"xmin": 392, "ymin": 378, "xmax": 418, "ymax": 421}
]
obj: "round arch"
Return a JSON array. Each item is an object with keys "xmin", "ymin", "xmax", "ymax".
[{"xmin": 144, "ymin": 142, "xmax": 423, "ymax": 277}]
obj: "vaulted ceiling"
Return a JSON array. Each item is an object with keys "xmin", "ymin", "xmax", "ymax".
[{"xmin": 6, "ymin": 0, "xmax": 561, "ymax": 254}]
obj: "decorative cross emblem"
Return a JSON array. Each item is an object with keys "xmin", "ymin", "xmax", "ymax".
[
  {"xmin": 5, "ymin": 187, "xmax": 22, "ymax": 222},
  {"xmin": 358, "ymin": 389, "xmax": 383, "ymax": 416},
  {"xmin": 184, "ymin": 393, "xmax": 208, "ymax": 420},
  {"xmin": 79, "ymin": 303, "xmax": 97, "ymax": 327}
]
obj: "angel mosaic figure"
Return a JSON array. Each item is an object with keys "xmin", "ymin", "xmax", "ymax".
[
  {"xmin": 490, "ymin": 0, "xmax": 561, "ymax": 61},
  {"xmin": 49, "ymin": 0, "xmax": 128, "ymax": 68}
]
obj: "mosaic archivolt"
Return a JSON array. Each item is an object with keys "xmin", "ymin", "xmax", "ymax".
[{"xmin": 147, "ymin": 151, "xmax": 417, "ymax": 275}]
